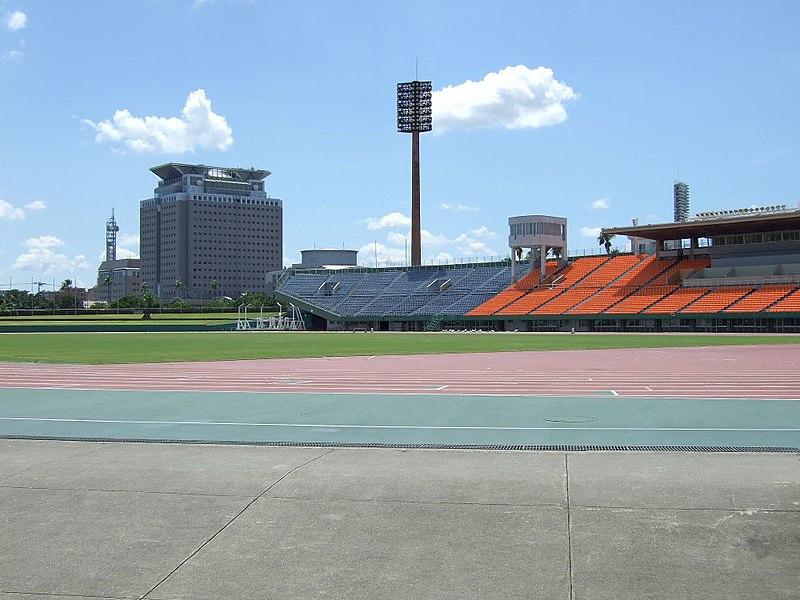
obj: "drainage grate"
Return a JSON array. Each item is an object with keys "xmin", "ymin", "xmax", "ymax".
[{"xmin": 1, "ymin": 434, "xmax": 797, "ymax": 453}]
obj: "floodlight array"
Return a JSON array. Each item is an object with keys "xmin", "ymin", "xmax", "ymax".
[{"xmin": 397, "ymin": 80, "xmax": 433, "ymax": 133}]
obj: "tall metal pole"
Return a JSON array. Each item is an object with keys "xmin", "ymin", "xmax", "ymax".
[{"xmin": 411, "ymin": 130, "xmax": 421, "ymax": 266}]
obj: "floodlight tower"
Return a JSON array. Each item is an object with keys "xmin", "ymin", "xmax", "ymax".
[
  {"xmin": 105, "ymin": 208, "xmax": 119, "ymax": 262},
  {"xmin": 397, "ymin": 80, "xmax": 432, "ymax": 266}
]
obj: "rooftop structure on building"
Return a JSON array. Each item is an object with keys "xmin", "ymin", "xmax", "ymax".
[
  {"xmin": 140, "ymin": 162, "xmax": 282, "ymax": 300},
  {"xmin": 292, "ymin": 249, "xmax": 359, "ymax": 270}
]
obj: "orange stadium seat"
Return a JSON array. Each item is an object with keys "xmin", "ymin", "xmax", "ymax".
[
  {"xmin": 766, "ymin": 286, "xmax": 800, "ymax": 312},
  {"xmin": 567, "ymin": 255, "xmax": 651, "ymax": 314},
  {"xmin": 496, "ymin": 256, "xmax": 608, "ymax": 316},
  {"xmin": 467, "ymin": 262, "xmax": 559, "ymax": 316},
  {"xmin": 643, "ymin": 287, "xmax": 708, "ymax": 314},
  {"xmin": 679, "ymin": 286, "xmax": 753, "ymax": 314},
  {"xmin": 497, "ymin": 288, "xmax": 561, "ymax": 315},
  {"xmin": 728, "ymin": 285, "xmax": 795, "ymax": 312},
  {"xmin": 604, "ymin": 285, "xmax": 677, "ymax": 314}
]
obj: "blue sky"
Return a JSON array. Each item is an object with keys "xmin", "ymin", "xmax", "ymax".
[{"xmin": 1, "ymin": 0, "xmax": 799, "ymax": 290}]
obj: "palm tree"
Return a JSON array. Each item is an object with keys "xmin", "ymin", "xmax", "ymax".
[
  {"xmin": 174, "ymin": 279, "xmax": 184, "ymax": 299},
  {"xmin": 211, "ymin": 279, "xmax": 218, "ymax": 298},
  {"xmin": 597, "ymin": 231, "xmax": 615, "ymax": 255},
  {"xmin": 60, "ymin": 278, "xmax": 72, "ymax": 291},
  {"xmin": 103, "ymin": 275, "xmax": 112, "ymax": 303}
]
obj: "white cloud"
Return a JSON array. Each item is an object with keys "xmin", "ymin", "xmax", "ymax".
[
  {"xmin": 421, "ymin": 229, "xmax": 451, "ymax": 247},
  {"xmin": 118, "ymin": 232, "xmax": 139, "ymax": 247},
  {"xmin": 591, "ymin": 196, "xmax": 610, "ymax": 210},
  {"xmin": 25, "ymin": 200, "xmax": 46, "ymax": 211},
  {"xmin": 453, "ymin": 232, "xmax": 495, "ymax": 256},
  {"xmin": 5, "ymin": 10, "xmax": 26, "ymax": 31},
  {"xmin": 2, "ymin": 49, "xmax": 23, "ymax": 61},
  {"xmin": 581, "ymin": 226, "xmax": 602, "ymax": 238},
  {"xmin": 22, "ymin": 236, "xmax": 63, "ymax": 250},
  {"xmin": 362, "ymin": 211, "xmax": 411, "ymax": 230},
  {"xmin": 361, "ymin": 214, "xmax": 502, "ymax": 264},
  {"xmin": 96, "ymin": 233, "xmax": 140, "ymax": 262},
  {"xmin": 380, "ymin": 226, "xmax": 500, "ymax": 258},
  {"xmin": 117, "ymin": 233, "xmax": 140, "ymax": 258},
  {"xmin": 385, "ymin": 231, "xmax": 407, "ymax": 246},
  {"xmin": 439, "ymin": 202, "xmax": 478, "ymax": 213},
  {"xmin": 83, "ymin": 89, "xmax": 233, "ymax": 154},
  {"xmin": 13, "ymin": 236, "xmax": 89, "ymax": 276},
  {"xmin": 433, "ymin": 65, "xmax": 578, "ymax": 133},
  {"xmin": 357, "ymin": 240, "xmax": 406, "ymax": 267},
  {"xmin": 116, "ymin": 247, "xmax": 138, "ymax": 260},
  {"xmin": 0, "ymin": 198, "xmax": 25, "ymax": 220},
  {"xmin": 468, "ymin": 225, "xmax": 497, "ymax": 239}
]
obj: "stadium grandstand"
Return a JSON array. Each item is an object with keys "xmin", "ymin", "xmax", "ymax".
[{"xmin": 275, "ymin": 206, "xmax": 800, "ymax": 333}]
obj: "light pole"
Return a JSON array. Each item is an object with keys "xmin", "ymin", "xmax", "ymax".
[{"xmin": 397, "ymin": 79, "xmax": 432, "ymax": 267}]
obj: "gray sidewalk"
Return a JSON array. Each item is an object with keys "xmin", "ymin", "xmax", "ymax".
[{"xmin": 1, "ymin": 439, "xmax": 798, "ymax": 599}]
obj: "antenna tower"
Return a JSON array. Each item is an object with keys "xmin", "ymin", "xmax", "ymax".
[{"xmin": 106, "ymin": 208, "xmax": 120, "ymax": 262}]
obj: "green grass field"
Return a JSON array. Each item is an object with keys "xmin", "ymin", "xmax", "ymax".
[
  {"xmin": 1, "ymin": 331, "xmax": 799, "ymax": 364},
  {"xmin": 0, "ymin": 312, "xmax": 241, "ymax": 326}
]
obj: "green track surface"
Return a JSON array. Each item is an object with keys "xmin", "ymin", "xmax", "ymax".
[
  {"xmin": 1, "ymin": 388, "xmax": 797, "ymax": 448},
  {"xmin": 2, "ymin": 331, "xmax": 800, "ymax": 364}
]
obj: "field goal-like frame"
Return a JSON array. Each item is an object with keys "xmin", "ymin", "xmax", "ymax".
[{"xmin": 236, "ymin": 303, "xmax": 306, "ymax": 331}]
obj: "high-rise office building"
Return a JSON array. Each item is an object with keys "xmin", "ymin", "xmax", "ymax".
[
  {"xmin": 140, "ymin": 163, "xmax": 282, "ymax": 300},
  {"xmin": 674, "ymin": 181, "xmax": 690, "ymax": 223}
]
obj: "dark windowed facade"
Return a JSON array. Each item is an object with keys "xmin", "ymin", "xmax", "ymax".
[{"xmin": 140, "ymin": 163, "xmax": 283, "ymax": 300}]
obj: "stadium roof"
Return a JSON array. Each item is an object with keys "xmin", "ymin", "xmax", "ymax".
[{"xmin": 603, "ymin": 209, "xmax": 800, "ymax": 242}]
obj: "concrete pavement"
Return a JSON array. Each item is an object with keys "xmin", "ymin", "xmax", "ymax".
[{"xmin": 1, "ymin": 439, "xmax": 798, "ymax": 599}]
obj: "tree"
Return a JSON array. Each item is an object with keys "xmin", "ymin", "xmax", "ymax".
[
  {"xmin": 0, "ymin": 289, "xmax": 31, "ymax": 310},
  {"xmin": 104, "ymin": 275, "xmax": 112, "ymax": 302},
  {"xmin": 210, "ymin": 279, "xmax": 218, "ymax": 297},
  {"xmin": 597, "ymin": 231, "xmax": 615, "ymax": 255},
  {"xmin": 140, "ymin": 291, "xmax": 159, "ymax": 309},
  {"xmin": 239, "ymin": 291, "xmax": 277, "ymax": 310},
  {"xmin": 60, "ymin": 278, "xmax": 72, "ymax": 291},
  {"xmin": 174, "ymin": 279, "xmax": 183, "ymax": 299},
  {"xmin": 109, "ymin": 295, "xmax": 141, "ymax": 309},
  {"xmin": 167, "ymin": 297, "xmax": 190, "ymax": 311}
]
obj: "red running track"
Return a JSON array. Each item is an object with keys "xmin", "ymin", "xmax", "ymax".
[{"xmin": 1, "ymin": 345, "xmax": 799, "ymax": 399}]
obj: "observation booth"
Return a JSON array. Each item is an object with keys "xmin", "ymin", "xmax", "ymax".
[{"xmin": 508, "ymin": 215, "xmax": 567, "ymax": 282}]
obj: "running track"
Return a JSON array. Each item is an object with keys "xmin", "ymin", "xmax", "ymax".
[
  {"xmin": 1, "ymin": 345, "xmax": 799, "ymax": 447},
  {"xmin": 1, "ymin": 345, "xmax": 799, "ymax": 399}
]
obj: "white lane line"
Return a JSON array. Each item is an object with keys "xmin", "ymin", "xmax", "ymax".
[{"xmin": 0, "ymin": 416, "xmax": 798, "ymax": 432}]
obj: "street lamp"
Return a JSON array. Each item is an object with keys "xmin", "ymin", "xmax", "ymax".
[{"xmin": 397, "ymin": 80, "xmax": 432, "ymax": 267}]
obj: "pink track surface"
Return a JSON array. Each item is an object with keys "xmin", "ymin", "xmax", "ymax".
[{"xmin": 1, "ymin": 345, "xmax": 799, "ymax": 399}]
